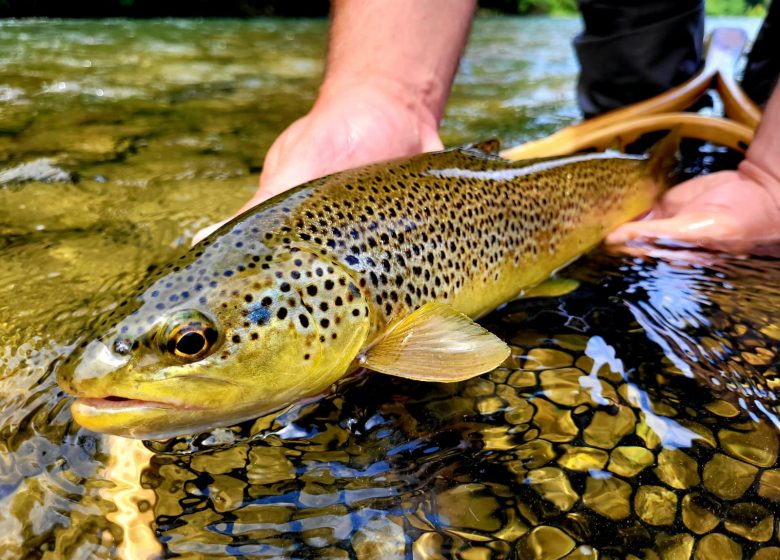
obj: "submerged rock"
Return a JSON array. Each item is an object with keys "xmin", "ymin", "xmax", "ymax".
[{"xmin": 0, "ymin": 158, "xmax": 73, "ymax": 185}]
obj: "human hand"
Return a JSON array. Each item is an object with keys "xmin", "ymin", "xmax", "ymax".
[
  {"xmin": 192, "ymin": 80, "xmax": 443, "ymax": 244},
  {"xmin": 606, "ymin": 163, "xmax": 780, "ymax": 255}
]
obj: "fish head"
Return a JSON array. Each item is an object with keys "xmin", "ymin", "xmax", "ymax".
[{"xmin": 57, "ymin": 234, "xmax": 372, "ymax": 439}]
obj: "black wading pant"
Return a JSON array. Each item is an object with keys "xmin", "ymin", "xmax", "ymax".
[{"xmin": 574, "ymin": 0, "xmax": 779, "ymax": 118}]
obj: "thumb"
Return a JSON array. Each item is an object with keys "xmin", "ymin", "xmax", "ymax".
[
  {"xmin": 191, "ymin": 219, "xmax": 228, "ymax": 246},
  {"xmin": 606, "ymin": 213, "xmax": 734, "ymax": 247}
]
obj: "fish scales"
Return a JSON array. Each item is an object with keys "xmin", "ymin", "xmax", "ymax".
[
  {"xmin": 243, "ymin": 148, "xmax": 652, "ymax": 330},
  {"xmin": 57, "ymin": 143, "xmax": 673, "ymax": 438}
]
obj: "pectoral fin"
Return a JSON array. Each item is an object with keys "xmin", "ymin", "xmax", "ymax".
[
  {"xmin": 519, "ymin": 278, "xmax": 580, "ymax": 299},
  {"xmin": 358, "ymin": 303, "xmax": 510, "ymax": 382}
]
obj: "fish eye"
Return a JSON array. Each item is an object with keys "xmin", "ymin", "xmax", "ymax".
[
  {"xmin": 160, "ymin": 310, "xmax": 220, "ymax": 363},
  {"xmin": 175, "ymin": 332, "xmax": 207, "ymax": 356}
]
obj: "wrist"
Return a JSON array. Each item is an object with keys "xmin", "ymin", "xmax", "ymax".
[
  {"xmin": 314, "ymin": 75, "xmax": 446, "ymax": 132},
  {"xmin": 310, "ymin": 76, "xmax": 442, "ymax": 153},
  {"xmin": 737, "ymin": 157, "xmax": 780, "ymax": 214}
]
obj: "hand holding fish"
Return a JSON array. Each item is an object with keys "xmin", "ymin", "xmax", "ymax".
[
  {"xmin": 251, "ymin": 81, "xmax": 444, "ymax": 214},
  {"xmin": 193, "ymin": 0, "xmax": 475, "ymax": 244},
  {"xmin": 606, "ymin": 167, "xmax": 780, "ymax": 255},
  {"xmin": 192, "ymin": 82, "xmax": 443, "ymax": 243},
  {"xmin": 608, "ymin": 83, "xmax": 780, "ymax": 255}
]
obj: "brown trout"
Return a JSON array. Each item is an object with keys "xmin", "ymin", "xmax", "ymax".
[{"xmin": 57, "ymin": 139, "xmax": 676, "ymax": 439}]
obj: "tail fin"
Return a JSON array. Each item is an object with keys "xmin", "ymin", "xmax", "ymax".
[{"xmin": 647, "ymin": 129, "xmax": 681, "ymax": 190}]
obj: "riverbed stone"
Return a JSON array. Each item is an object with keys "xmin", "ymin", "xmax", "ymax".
[
  {"xmin": 636, "ymin": 415, "xmax": 663, "ymax": 449},
  {"xmin": 654, "ymin": 448, "xmax": 700, "ymax": 490},
  {"xmin": 582, "ymin": 476, "xmax": 631, "ymax": 520},
  {"xmin": 540, "ymin": 368, "xmax": 593, "ymax": 407},
  {"xmin": 704, "ymin": 400, "xmax": 740, "ymax": 418},
  {"xmin": 583, "ymin": 405, "xmax": 636, "ymax": 449},
  {"xmin": 533, "ymin": 398, "xmax": 579, "ymax": 442},
  {"xmin": 681, "ymin": 493, "xmax": 722, "ymax": 535},
  {"xmin": 525, "ymin": 348, "xmax": 574, "ymax": 370},
  {"xmin": 413, "ymin": 532, "xmax": 445, "ymax": 559},
  {"xmin": 608, "ymin": 446, "xmax": 655, "ymax": 477},
  {"xmin": 526, "ymin": 467, "xmax": 579, "ymax": 512},
  {"xmin": 652, "ymin": 532, "xmax": 695, "ymax": 560},
  {"xmin": 557, "ymin": 446, "xmax": 609, "ymax": 472},
  {"xmin": 508, "ymin": 370, "xmax": 538, "ymax": 389},
  {"xmin": 635, "ymin": 485, "xmax": 677, "ymax": 526},
  {"xmin": 518, "ymin": 526, "xmax": 576, "ymax": 560},
  {"xmin": 436, "ymin": 484, "xmax": 502, "ymax": 532},
  {"xmin": 352, "ymin": 517, "xmax": 405, "ymax": 560},
  {"xmin": 694, "ymin": 533, "xmax": 742, "ymax": 560},
  {"xmin": 515, "ymin": 439, "xmax": 557, "ymax": 470},
  {"xmin": 718, "ymin": 421, "xmax": 779, "ymax": 468},
  {"xmin": 757, "ymin": 469, "xmax": 780, "ymax": 501},
  {"xmin": 724, "ymin": 502, "xmax": 774, "ymax": 542},
  {"xmin": 702, "ymin": 454, "xmax": 758, "ymax": 500},
  {"xmin": 752, "ymin": 547, "xmax": 780, "ymax": 560},
  {"xmin": 505, "ymin": 399, "xmax": 535, "ymax": 425}
]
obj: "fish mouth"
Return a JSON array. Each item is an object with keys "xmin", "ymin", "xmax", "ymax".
[{"xmin": 75, "ymin": 395, "xmax": 204, "ymax": 411}]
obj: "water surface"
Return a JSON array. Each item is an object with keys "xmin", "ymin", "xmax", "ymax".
[{"xmin": 1, "ymin": 16, "xmax": 777, "ymax": 559}]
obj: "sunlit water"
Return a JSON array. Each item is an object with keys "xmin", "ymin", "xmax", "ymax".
[{"xmin": 1, "ymin": 16, "xmax": 777, "ymax": 560}]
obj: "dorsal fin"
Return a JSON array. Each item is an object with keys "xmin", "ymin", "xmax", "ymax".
[{"xmin": 470, "ymin": 138, "xmax": 502, "ymax": 154}]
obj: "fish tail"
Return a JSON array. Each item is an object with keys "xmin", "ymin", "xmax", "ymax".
[{"xmin": 646, "ymin": 129, "xmax": 681, "ymax": 191}]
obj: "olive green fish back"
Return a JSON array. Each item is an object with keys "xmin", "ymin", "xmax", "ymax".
[{"xmin": 251, "ymin": 147, "xmax": 659, "ymax": 336}]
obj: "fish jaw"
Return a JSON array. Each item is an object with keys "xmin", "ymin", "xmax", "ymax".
[
  {"xmin": 70, "ymin": 397, "xmax": 257, "ymax": 440},
  {"xmin": 61, "ymin": 362, "xmax": 249, "ymax": 439}
]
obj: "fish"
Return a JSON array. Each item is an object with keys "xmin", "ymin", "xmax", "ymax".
[{"xmin": 56, "ymin": 136, "xmax": 677, "ymax": 439}]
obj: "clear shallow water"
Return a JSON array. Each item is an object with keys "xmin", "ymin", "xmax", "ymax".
[{"xmin": 1, "ymin": 16, "xmax": 778, "ymax": 560}]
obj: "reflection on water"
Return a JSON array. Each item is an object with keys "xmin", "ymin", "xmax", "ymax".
[{"xmin": 1, "ymin": 15, "xmax": 778, "ymax": 560}]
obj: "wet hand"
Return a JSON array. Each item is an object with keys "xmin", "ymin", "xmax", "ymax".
[
  {"xmin": 606, "ymin": 165, "xmax": 780, "ymax": 256},
  {"xmin": 193, "ymin": 81, "xmax": 443, "ymax": 244}
]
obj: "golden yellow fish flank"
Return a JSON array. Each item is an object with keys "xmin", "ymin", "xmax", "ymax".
[{"xmin": 56, "ymin": 138, "xmax": 677, "ymax": 439}]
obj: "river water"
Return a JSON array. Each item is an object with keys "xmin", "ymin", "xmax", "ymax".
[{"xmin": 1, "ymin": 15, "xmax": 778, "ymax": 560}]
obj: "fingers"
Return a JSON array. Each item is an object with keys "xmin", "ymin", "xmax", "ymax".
[
  {"xmin": 604, "ymin": 242, "xmax": 721, "ymax": 265},
  {"xmin": 606, "ymin": 212, "xmax": 750, "ymax": 254},
  {"xmin": 608, "ymin": 214, "xmax": 713, "ymax": 244}
]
